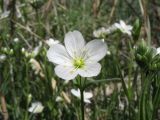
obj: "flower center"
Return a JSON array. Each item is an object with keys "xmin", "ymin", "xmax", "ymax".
[{"xmin": 73, "ymin": 58, "xmax": 85, "ymax": 69}]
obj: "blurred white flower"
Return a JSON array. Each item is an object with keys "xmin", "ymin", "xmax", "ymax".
[
  {"xmin": 47, "ymin": 30, "xmax": 107, "ymax": 80},
  {"xmin": 114, "ymin": 20, "xmax": 133, "ymax": 36},
  {"xmin": 71, "ymin": 89, "xmax": 93, "ymax": 103},
  {"xmin": 93, "ymin": 25, "xmax": 117, "ymax": 38},
  {"xmin": 56, "ymin": 96, "xmax": 63, "ymax": 102},
  {"xmin": 157, "ymin": 47, "xmax": 160, "ymax": 55},
  {"xmin": 93, "ymin": 27, "xmax": 107, "ymax": 38},
  {"xmin": 46, "ymin": 38, "xmax": 60, "ymax": 47},
  {"xmin": 28, "ymin": 102, "xmax": 44, "ymax": 114},
  {"xmin": 2, "ymin": 47, "xmax": 8, "ymax": 52},
  {"xmin": 9, "ymin": 49, "xmax": 14, "ymax": 55},
  {"xmin": 32, "ymin": 42, "xmax": 42, "ymax": 56},
  {"xmin": 13, "ymin": 38, "xmax": 19, "ymax": 43},
  {"xmin": 0, "ymin": 54, "xmax": 7, "ymax": 62},
  {"xmin": 0, "ymin": 11, "xmax": 10, "ymax": 19},
  {"xmin": 21, "ymin": 48, "xmax": 25, "ymax": 53}
]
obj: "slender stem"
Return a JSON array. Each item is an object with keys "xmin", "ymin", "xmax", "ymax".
[
  {"xmin": 0, "ymin": 93, "xmax": 8, "ymax": 120},
  {"xmin": 80, "ymin": 89, "xmax": 84, "ymax": 120}
]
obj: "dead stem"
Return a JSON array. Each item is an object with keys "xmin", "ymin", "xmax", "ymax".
[{"xmin": 0, "ymin": 93, "xmax": 8, "ymax": 120}]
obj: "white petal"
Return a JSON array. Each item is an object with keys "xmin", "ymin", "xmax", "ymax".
[
  {"xmin": 28, "ymin": 102, "xmax": 44, "ymax": 114},
  {"xmin": 114, "ymin": 23, "xmax": 121, "ymax": 29},
  {"xmin": 85, "ymin": 40, "xmax": 107, "ymax": 62},
  {"xmin": 84, "ymin": 99, "xmax": 91, "ymax": 103},
  {"xmin": 120, "ymin": 20, "xmax": 126, "ymax": 29},
  {"xmin": 127, "ymin": 25, "xmax": 133, "ymax": 30},
  {"xmin": 55, "ymin": 65, "xmax": 78, "ymax": 80},
  {"xmin": 157, "ymin": 47, "xmax": 160, "ymax": 54},
  {"xmin": 47, "ymin": 44, "xmax": 72, "ymax": 66},
  {"xmin": 64, "ymin": 30, "xmax": 85, "ymax": 58},
  {"xmin": 78, "ymin": 63, "xmax": 101, "ymax": 77},
  {"xmin": 71, "ymin": 89, "xmax": 80, "ymax": 98},
  {"xmin": 46, "ymin": 38, "xmax": 60, "ymax": 47},
  {"xmin": 84, "ymin": 92, "xmax": 93, "ymax": 99}
]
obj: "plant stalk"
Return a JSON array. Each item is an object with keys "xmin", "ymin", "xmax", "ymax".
[{"xmin": 80, "ymin": 89, "xmax": 84, "ymax": 120}]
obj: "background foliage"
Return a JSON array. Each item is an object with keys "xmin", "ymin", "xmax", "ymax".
[{"xmin": 0, "ymin": 0, "xmax": 160, "ymax": 120}]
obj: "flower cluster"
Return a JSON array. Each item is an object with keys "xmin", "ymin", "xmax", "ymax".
[{"xmin": 93, "ymin": 20, "xmax": 133, "ymax": 38}]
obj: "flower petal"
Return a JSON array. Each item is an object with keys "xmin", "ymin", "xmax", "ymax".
[
  {"xmin": 28, "ymin": 102, "xmax": 44, "ymax": 113},
  {"xmin": 64, "ymin": 30, "xmax": 85, "ymax": 58},
  {"xmin": 120, "ymin": 20, "xmax": 126, "ymax": 29},
  {"xmin": 85, "ymin": 40, "xmax": 107, "ymax": 62},
  {"xmin": 84, "ymin": 99, "xmax": 91, "ymax": 103},
  {"xmin": 71, "ymin": 89, "xmax": 80, "ymax": 98},
  {"xmin": 78, "ymin": 63, "xmax": 101, "ymax": 77},
  {"xmin": 47, "ymin": 44, "xmax": 72, "ymax": 66},
  {"xmin": 114, "ymin": 23, "xmax": 121, "ymax": 30},
  {"xmin": 55, "ymin": 65, "xmax": 78, "ymax": 80},
  {"xmin": 84, "ymin": 92, "xmax": 93, "ymax": 99},
  {"xmin": 157, "ymin": 47, "xmax": 160, "ymax": 54}
]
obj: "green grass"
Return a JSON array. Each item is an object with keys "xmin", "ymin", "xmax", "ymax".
[{"xmin": 0, "ymin": 0, "xmax": 160, "ymax": 120}]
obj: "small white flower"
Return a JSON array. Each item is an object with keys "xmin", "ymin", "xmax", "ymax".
[
  {"xmin": 93, "ymin": 25, "xmax": 117, "ymax": 38},
  {"xmin": 28, "ymin": 102, "xmax": 44, "ymax": 114},
  {"xmin": 21, "ymin": 48, "xmax": 25, "ymax": 53},
  {"xmin": 32, "ymin": 42, "xmax": 42, "ymax": 56},
  {"xmin": 46, "ymin": 38, "xmax": 60, "ymax": 47},
  {"xmin": 47, "ymin": 30, "xmax": 107, "ymax": 80},
  {"xmin": 56, "ymin": 96, "xmax": 63, "ymax": 102},
  {"xmin": 157, "ymin": 47, "xmax": 160, "ymax": 55},
  {"xmin": 13, "ymin": 38, "xmax": 19, "ymax": 43},
  {"xmin": 0, "ymin": 54, "xmax": 7, "ymax": 62},
  {"xmin": 114, "ymin": 20, "xmax": 133, "ymax": 36},
  {"xmin": 71, "ymin": 89, "xmax": 93, "ymax": 103},
  {"xmin": 93, "ymin": 27, "xmax": 107, "ymax": 38},
  {"xmin": 0, "ymin": 11, "xmax": 10, "ymax": 19}
]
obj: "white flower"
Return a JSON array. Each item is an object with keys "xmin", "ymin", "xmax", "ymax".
[
  {"xmin": 93, "ymin": 27, "xmax": 107, "ymax": 38},
  {"xmin": 0, "ymin": 54, "xmax": 7, "ymax": 62},
  {"xmin": 28, "ymin": 102, "xmax": 44, "ymax": 114},
  {"xmin": 114, "ymin": 20, "xmax": 133, "ymax": 36},
  {"xmin": 71, "ymin": 89, "xmax": 93, "ymax": 103},
  {"xmin": 13, "ymin": 38, "xmax": 19, "ymax": 43},
  {"xmin": 93, "ymin": 25, "xmax": 117, "ymax": 38},
  {"xmin": 0, "ymin": 11, "xmax": 10, "ymax": 19},
  {"xmin": 47, "ymin": 30, "xmax": 107, "ymax": 80},
  {"xmin": 56, "ymin": 96, "xmax": 63, "ymax": 102},
  {"xmin": 32, "ymin": 42, "xmax": 42, "ymax": 56},
  {"xmin": 46, "ymin": 38, "xmax": 60, "ymax": 47},
  {"xmin": 157, "ymin": 47, "xmax": 160, "ymax": 55}
]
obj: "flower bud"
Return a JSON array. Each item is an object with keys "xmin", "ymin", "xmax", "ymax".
[
  {"xmin": 135, "ymin": 40, "xmax": 154, "ymax": 70},
  {"xmin": 0, "ymin": 54, "xmax": 7, "ymax": 62}
]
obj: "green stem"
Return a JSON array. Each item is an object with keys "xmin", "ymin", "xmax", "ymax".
[{"xmin": 80, "ymin": 89, "xmax": 84, "ymax": 120}]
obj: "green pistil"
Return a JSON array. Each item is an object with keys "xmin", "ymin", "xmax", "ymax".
[{"xmin": 73, "ymin": 58, "xmax": 85, "ymax": 69}]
